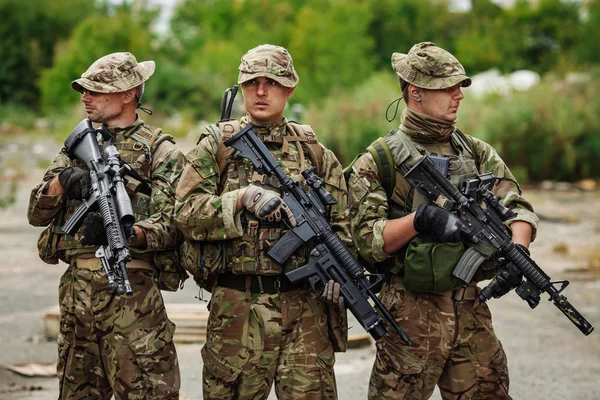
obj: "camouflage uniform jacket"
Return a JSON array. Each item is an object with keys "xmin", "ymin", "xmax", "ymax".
[
  {"xmin": 175, "ymin": 116, "xmax": 351, "ymax": 275},
  {"xmin": 28, "ymin": 118, "xmax": 186, "ymax": 265},
  {"xmin": 349, "ymin": 125, "xmax": 539, "ymax": 276}
]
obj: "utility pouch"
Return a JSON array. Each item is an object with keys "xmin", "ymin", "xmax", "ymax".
[
  {"xmin": 179, "ymin": 240, "xmax": 223, "ymax": 292},
  {"xmin": 403, "ymin": 235, "xmax": 467, "ymax": 293},
  {"xmin": 37, "ymin": 223, "xmax": 61, "ymax": 265},
  {"xmin": 327, "ymin": 304, "xmax": 348, "ymax": 352},
  {"xmin": 154, "ymin": 250, "xmax": 188, "ymax": 291}
]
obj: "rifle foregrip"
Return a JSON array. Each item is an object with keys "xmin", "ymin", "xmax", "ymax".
[{"xmin": 62, "ymin": 199, "xmax": 93, "ymax": 236}]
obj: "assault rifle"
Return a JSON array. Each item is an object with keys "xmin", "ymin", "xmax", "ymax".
[
  {"xmin": 401, "ymin": 154, "xmax": 594, "ymax": 336},
  {"xmin": 225, "ymin": 123, "xmax": 414, "ymax": 344},
  {"xmin": 61, "ymin": 119, "xmax": 137, "ymax": 296}
]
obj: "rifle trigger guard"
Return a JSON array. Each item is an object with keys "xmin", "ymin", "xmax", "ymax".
[{"xmin": 308, "ymin": 275, "xmax": 323, "ymax": 294}]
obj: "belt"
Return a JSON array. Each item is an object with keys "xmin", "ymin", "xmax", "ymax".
[
  {"xmin": 217, "ymin": 272, "xmax": 299, "ymax": 294},
  {"xmin": 385, "ymin": 274, "xmax": 479, "ymax": 302},
  {"xmin": 429, "ymin": 286, "xmax": 479, "ymax": 313},
  {"xmin": 433, "ymin": 286, "xmax": 479, "ymax": 302},
  {"xmin": 74, "ymin": 257, "xmax": 155, "ymax": 272}
]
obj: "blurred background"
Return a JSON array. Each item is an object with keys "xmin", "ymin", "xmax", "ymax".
[
  {"xmin": 0, "ymin": 1, "xmax": 599, "ymax": 399},
  {"xmin": 1, "ymin": 0, "xmax": 599, "ymax": 182}
]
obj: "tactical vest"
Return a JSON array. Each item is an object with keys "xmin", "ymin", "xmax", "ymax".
[
  {"xmin": 371, "ymin": 129, "xmax": 498, "ymax": 284},
  {"xmin": 55, "ymin": 123, "xmax": 169, "ymax": 260},
  {"xmin": 212, "ymin": 120, "xmax": 324, "ymax": 275}
]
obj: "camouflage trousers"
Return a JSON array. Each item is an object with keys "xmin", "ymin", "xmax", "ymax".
[
  {"xmin": 57, "ymin": 263, "xmax": 180, "ymax": 399},
  {"xmin": 368, "ymin": 278, "xmax": 511, "ymax": 400},
  {"xmin": 201, "ymin": 284, "xmax": 337, "ymax": 400}
]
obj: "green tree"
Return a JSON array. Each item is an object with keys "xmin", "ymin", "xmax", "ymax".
[
  {"xmin": 368, "ymin": 0, "xmax": 459, "ymax": 71},
  {"xmin": 504, "ymin": 0, "xmax": 580, "ymax": 73},
  {"xmin": 164, "ymin": 0, "xmax": 374, "ymax": 112},
  {"xmin": 39, "ymin": 7, "xmax": 158, "ymax": 113},
  {"xmin": 574, "ymin": 0, "xmax": 600, "ymax": 65},
  {"xmin": 0, "ymin": 0, "xmax": 106, "ymax": 106},
  {"xmin": 288, "ymin": 0, "xmax": 375, "ymax": 104}
]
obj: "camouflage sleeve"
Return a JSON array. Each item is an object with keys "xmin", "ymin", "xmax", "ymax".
[
  {"xmin": 318, "ymin": 146, "xmax": 352, "ymax": 248},
  {"xmin": 133, "ymin": 140, "xmax": 187, "ymax": 252},
  {"xmin": 27, "ymin": 151, "xmax": 72, "ymax": 227},
  {"xmin": 472, "ymin": 137, "xmax": 540, "ymax": 241},
  {"xmin": 348, "ymin": 153, "xmax": 392, "ymax": 264},
  {"xmin": 174, "ymin": 127, "xmax": 243, "ymax": 242}
]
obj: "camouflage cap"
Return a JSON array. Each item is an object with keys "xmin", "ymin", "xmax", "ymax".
[
  {"xmin": 238, "ymin": 44, "xmax": 299, "ymax": 88},
  {"xmin": 71, "ymin": 52, "xmax": 155, "ymax": 94},
  {"xmin": 391, "ymin": 42, "xmax": 471, "ymax": 90}
]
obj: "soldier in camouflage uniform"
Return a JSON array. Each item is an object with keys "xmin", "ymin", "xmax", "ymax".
[
  {"xmin": 175, "ymin": 44, "xmax": 349, "ymax": 400},
  {"xmin": 27, "ymin": 52, "xmax": 186, "ymax": 399},
  {"xmin": 347, "ymin": 42, "xmax": 540, "ymax": 399}
]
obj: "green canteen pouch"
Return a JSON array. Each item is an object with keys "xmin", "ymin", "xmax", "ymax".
[{"xmin": 403, "ymin": 235, "xmax": 468, "ymax": 293}]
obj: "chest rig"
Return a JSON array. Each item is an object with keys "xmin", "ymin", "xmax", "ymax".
[
  {"xmin": 215, "ymin": 120, "xmax": 324, "ymax": 275},
  {"xmin": 55, "ymin": 123, "xmax": 163, "ymax": 255},
  {"xmin": 375, "ymin": 129, "xmax": 481, "ymax": 275}
]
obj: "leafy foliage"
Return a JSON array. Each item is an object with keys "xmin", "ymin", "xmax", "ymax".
[
  {"xmin": 2, "ymin": 0, "xmax": 600, "ymax": 181},
  {"xmin": 39, "ymin": 7, "xmax": 158, "ymax": 113},
  {"xmin": 0, "ymin": 0, "xmax": 107, "ymax": 106}
]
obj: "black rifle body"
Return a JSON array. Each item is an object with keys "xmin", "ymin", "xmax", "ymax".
[
  {"xmin": 402, "ymin": 155, "xmax": 593, "ymax": 336},
  {"xmin": 61, "ymin": 120, "xmax": 135, "ymax": 296},
  {"xmin": 225, "ymin": 124, "xmax": 414, "ymax": 344}
]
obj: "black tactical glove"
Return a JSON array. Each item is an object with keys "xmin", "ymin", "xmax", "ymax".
[
  {"xmin": 489, "ymin": 244, "xmax": 529, "ymax": 299},
  {"xmin": 413, "ymin": 204, "xmax": 468, "ymax": 243},
  {"xmin": 58, "ymin": 166, "xmax": 90, "ymax": 200},
  {"xmin": 80, "ymin": 212, "xmax": 108, "ymax": 246}
]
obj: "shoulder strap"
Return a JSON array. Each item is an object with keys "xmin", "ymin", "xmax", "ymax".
[
  {"xmin": 366, "ymin": 136, "xmax": 395, "ymax": 199},
  {"xmin": 454, "ymin": 128, "xmax": 480, "ymax": 169},
  {"xmin": 132, "ymin": 127, "xmax": 174, "ymax": 165},
  {"xmin": 287, "ymin": 122, "xmax": 324, "ymax": 177},
  {"xmin": 215, "ymin": 120, "xmax": 242, "ymax": 177},
  {"xmin": 214, "ymin": 120, "xmax": 325, "ymax": 178}
]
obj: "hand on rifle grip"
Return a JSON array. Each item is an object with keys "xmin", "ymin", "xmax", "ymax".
[
  {"xmin": 58, "ymin": 166, "xmax": 90, "ymax": 200},
  {"xmin": 413, "ymin": 204, "xmax": 468, "ymax": 243}
]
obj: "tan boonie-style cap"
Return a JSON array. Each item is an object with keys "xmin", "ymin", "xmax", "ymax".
[
  {"xmin": 238, "ymin": 44, "xmax": 299, "ymax": 88},
  {"xmin": 71, "ymin": 52, "xmax": 155, "ymax": 94},
  {"xmin": 391, "ymin": 42, "xmax": 471, "ymax": 90}
]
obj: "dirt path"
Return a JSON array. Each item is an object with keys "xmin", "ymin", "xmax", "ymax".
[{"xmin": 0, "ymin": 137, "xmax": 598, "ymax": 399}]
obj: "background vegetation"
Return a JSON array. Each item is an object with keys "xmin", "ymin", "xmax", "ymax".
[{"xmin": 1, "ymin": 0, "xmax": 599, "ymax": 183}]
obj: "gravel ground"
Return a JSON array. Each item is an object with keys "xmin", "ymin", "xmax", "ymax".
[{"xmin": 0, "ymin": 138, "xmax": 598, "ymax": 400}]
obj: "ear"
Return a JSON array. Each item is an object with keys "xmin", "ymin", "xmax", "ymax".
[
  {"xmin": 286, "ymin": 86, "xmax": 296, "ymax": 99},
  {"xmin": 408, "ymin": 85, "xmax": 421, "ymax": 102},
  {"xmin": 122, "ymin": 88, "xmax": 137, "ymax": 105}
]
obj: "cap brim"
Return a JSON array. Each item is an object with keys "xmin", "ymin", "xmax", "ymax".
[
  {"xmin": 237, "ymin": 71, "xmax": 297, "ymax": 88},
  {"xmin": 391, "ymin": 52, "xmax": 408, "ymax": 73},
  {"xmin": 410, "ymin": 74, "xmax": 472, "ymax": 90}
]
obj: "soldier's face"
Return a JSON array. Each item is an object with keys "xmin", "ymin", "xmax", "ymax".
[
  {"xmin": 414, "ymin": 83, "xmax": 465, "ymax": 122},
  {"xmin": 241, "ymin": 77, "xmax": 295, "ymax": 125},
  {"xmin": 80, "ymin": 89, "xmax": 129, "ymax": 125}
]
